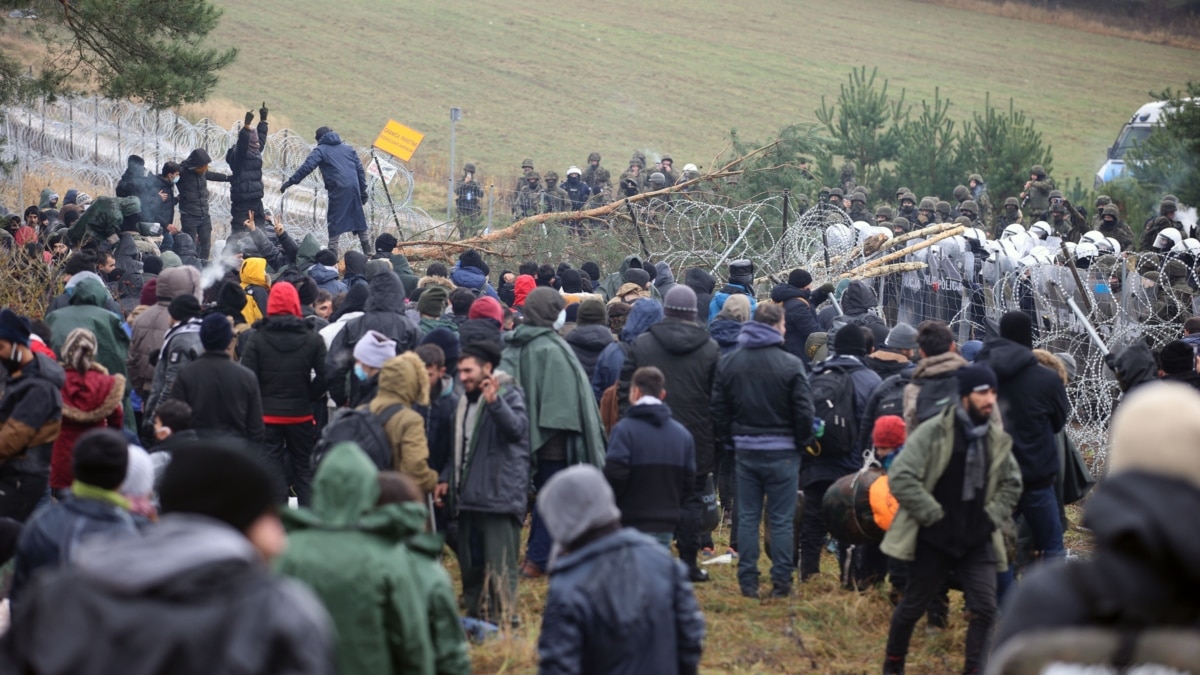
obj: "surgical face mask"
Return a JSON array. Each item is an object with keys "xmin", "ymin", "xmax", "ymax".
[
  {"xmin": 553, "ymin": 309, "xmax": 567, "ymax": 331},
  {"xmin": 172, "ymin": 175, "xmax": 180, "ymax": 184},
  {"xmin": 353, "ymin": 364, "xmax": 369, "ymax": 381}
]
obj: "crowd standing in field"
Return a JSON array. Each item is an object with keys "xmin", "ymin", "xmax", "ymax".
[{"xmin": 1, "ymin": 127, "xmax": 1199, "ymax": 675}]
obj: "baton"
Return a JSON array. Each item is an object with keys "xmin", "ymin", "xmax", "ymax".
[{"xmin": 1049, "ymin": 280, "xmax": 1109, "ymax": 355}]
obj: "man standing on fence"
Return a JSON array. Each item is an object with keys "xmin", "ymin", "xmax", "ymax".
[
  {"xmin": 177, "ymin": 148, "xmax": 229, "ymax": 262},
  {"xmin": 282, "ymin": 126, "xmax": 370, "ymax": 257}
]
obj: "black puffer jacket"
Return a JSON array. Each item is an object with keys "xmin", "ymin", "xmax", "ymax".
[
  {"xmin": 325, "ymin": 272, "xmax": 418, "ymax": 406},
  {"xmin": 712, "ymin": 321, "xmax": 814, "ymax": 451},
  {"xmin": 177, "ymin": 149, "xmax": 229, "ymax": 225},
  {"xmin": 240, "ymin": 316, "xmax": 327, "ymax": 418},
  {"xmin": 226, "ymin": 120, "xmax": 268, "ymax": 206},
  {"xmin": 976, "ymin": 337, "xmax": 1069, "ymax": 489},
  {"xmin": 771, "ymin": 283, "xmax": 821, "ymax": 362},
  {"xmin": 564, "ymin": 324, "xmax": 613, "ymax": 380},
  {"xmin": 684, "ymin": 268, "xmax": 716, "ymax": 324},
  {"xmin": 994, "ymin": 472, "xmax": 1200, "ymax": 650},
  {"xmin": 618, "ymin": 318, "xmax": 720, "ymax": 475}
]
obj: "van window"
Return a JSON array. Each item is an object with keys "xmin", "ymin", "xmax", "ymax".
[{"xmin": 1112, "ymin": 125, "xmax": 1153, "ymax": 158}]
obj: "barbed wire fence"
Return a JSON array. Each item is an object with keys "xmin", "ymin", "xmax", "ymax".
[{"xmin": 1, "ymin": 96, "xmax": 437, "ymax": 244}]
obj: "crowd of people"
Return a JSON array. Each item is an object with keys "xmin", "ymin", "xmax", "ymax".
[{"xmin": 0, "ymin": 146, "xmax": 1197, "ymax": 674}]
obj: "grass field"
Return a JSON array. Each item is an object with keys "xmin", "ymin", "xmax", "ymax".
[
  {"xmin": 456, "ymin": 506, "xmax": 1093, "ymax": 673},
  {"xmin": 205, "ymin": 0, "xmax": 1198, "ymax": 199}
]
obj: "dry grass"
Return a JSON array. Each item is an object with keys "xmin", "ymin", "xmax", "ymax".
[
  {"xmin": 455, "ymin": 509, "xmax": 1092, "ymax": 674},
  {"xmin": 915, "ymin": 0, "xmax": 1200, "ymax": 51}
]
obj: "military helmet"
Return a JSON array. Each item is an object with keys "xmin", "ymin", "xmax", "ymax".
[
  {"xmin": 463, "ymin": 163, "xmax": 476, "ymax": 174},
  {"xmin": 683, "ymin": 163, "xmax": 698, "ymax": 173},
  {"xmin": 1164, "ymin": 258, "xmax": 1189, "ymax": 283},
  {"xmin": 521, "ymin": 158, "xmax": 534, "ymax": 170},
  {"xmin": 891, "ymin": 217, "xmax": 911, "ymax": 233},
  {"xmin": 961, "ymin": 200, "xmax": 979, "ymax": 214},
  {"xmin": 1162, "ymin": 199, "xmax": 1178, "ymax": 213},
  {"xmin": 1049, "ymin": 189, "xmax": 1063, "ymax": 200},
  {"xmin": 660, "ymin": 154, "xmax": 672, "ymax": 163},
  {"xmin": 899, "ymin": 193, "xmax": 916, "ymax": 205},
  {"xmin": 968, "ymin": 173, "xmax": 984, "ymax": 185},
  {"xmin": 1164, "ymin": 194, "xmax": 1179, "ymax": 205},
  {"xmin": 918, "ymin": 197, "xmax": 936, "ymax": 211},
  {"xmin": 629, "ymin": 157, "xmax": 645, "ymax": 168},
  {"xmin": 526, "ymin": 171, "xmax": 541, "ymax": 183},
  {"xmin": 953, "ymin": 185, "xmax": 970, "ymax": 202},
  {"xmin": 896, "ymin": 186, "xmax": 911, "ymax": 198},
  {"xmin": 1004, "ymin": 196, "xmax": 1019, "ymax": 208},
  {"xmin": 1096, "ymin": 194, "xmax": 1112, "ymax": 207},
  {"xmin": 830, "ymin": 187, "xmax": 844, "ymax": 198},
  {"xmin": 935, "ymin": 201, "xmax": 951, "ymax": 215},
  {"xmin": 1031, "ymin": 165, "xmax": 1046, "ymax": 178},
  {"xmin": 649, "ymin": 172, "xmax": 666, "ymax": 184},
  {"xmin": 875, "ymin": 205, "xmax": 894, "ymax": 219},
  {"xmin": 587, "ymin": 152, "xmax": 601, "ymax": 163},
  {"xmin": 795, "ymin": 193, "xmax": 810, "ymax": 205},
  {"xmin": 1101, "ymin": 204, "xmax": 1120, "ymax": 218},
  {"xmin": 544, "ymin": 170, "xmax": 559, "ymax": 182},
  {"xmin": 850, "ymin": 193, "xmax": 866, "ymax": 204},
  {"xmin": 819, "ymin": 186, "xmax": 832, "ymax": 196}
]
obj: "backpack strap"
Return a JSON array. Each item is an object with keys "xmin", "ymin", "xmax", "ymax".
[{"xmin": 376, "ymin": 403, "xmax": 407, "ymax": 425}]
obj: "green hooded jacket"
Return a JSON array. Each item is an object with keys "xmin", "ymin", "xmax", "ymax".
[
  {"xmin": 880, "ymin": 403, "xmax": 1023, "ymax": 571},
  {"xmin": 46, "ymin": 279, "xmax": 130, "ymax": 381},
  {"xmin": 499, "ymin": 325, "xmax": 606, "ymax": 466},
  {"xmin": 294, "ymin": 233, "xmax": 322, "ymax": 275},
  {"xmin": 276, "ymin": 443, "xmax": 469, "ymax": 675}
]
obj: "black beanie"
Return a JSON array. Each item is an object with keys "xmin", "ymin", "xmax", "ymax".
[
  {"xmin": 143, "ymin": 255, "xmax": 163, "ymax": 276},
  {"xmin": 561, "ymin": 269, "xmax": 583, "ymax": 293},
  {"xmin": 623, "ymin": 268, "xmax": 651, "ymax": 288},
  {"xmin": 582, "ymin": 261, "xmax": 602, "ymax": 284},
  {"xmin": 200, "ymin": 313, "xmax": 234, "ymax": 351},
  {"xmin": 460, "ymin": 248, "xmax": 486, "ymax": 272},
  {"xmin": 375, "ymin": 233, "xmax": 398, "ymax": 254},
  {"xmin": 168, "ymin": 294, "xmax": 202, "ymax": 322},
  {"xmin": 999, "ymin": 310, "xmax": 1033, "ymax": 349},
  {"xmin": 295, "ymin": 277, "xmax": 319, "ymax": 306},
  {"xmin": 833, "ymin": 324, "xmax": 867, "ymax": 357},
  {"xmin": 461, "ymin": 340, "xmax": 502, "ymax": 369},
  {"xmin": 159, "ymin": 444, "xmax": 276, "ymax": 533},
  {"xmin": 1159, "ymin": 340, "xmax": 1195, "ymax": 375},
  {"xmin": 314, "ymin": 249, "xmax": 338, "ymax": 267},
  {"xmin": 73, "ymin": 428, "xmax": 129, "ymax": 491},
  {"xmin": 788, "ymin": 269, "xmax": 812, "ymax": 289}
]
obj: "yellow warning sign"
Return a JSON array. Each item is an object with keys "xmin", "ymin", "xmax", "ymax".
[{"xmin": 373, "ymin": 120, "xmax": 424, "ymax": 162}]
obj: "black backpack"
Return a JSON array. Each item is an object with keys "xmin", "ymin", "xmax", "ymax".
[
  {"xmin": 873, "ymin": 373, "xmax": 909, "ymax": 421},
  {"xmin": 807, "ymin": 363, "xmax": 859, "ymax": 459},
  {"xmin": 313, "ymin": 403, "xmax": 405, "ymax": 470},
  {"xmin": 913, "ymin": 374, "xmax": 959, "ymax": 426}
]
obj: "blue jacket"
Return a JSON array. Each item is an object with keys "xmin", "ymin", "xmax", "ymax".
[
  {"xmin": 708, "ymin": 282, "xmax": 757, "ymax": 325},
  {"xmin": 604, "ymin": 403, "xmax": 696, "ymax": 533},
  {"xmin": 12, "ymin": 494, "xmax": 138, "ymax": 603},
  {"xmin": 449, "ymin": 265, "xmax": 499, "ymax": 301},
  {"xmin": 707, "ymin": 318, "xmax": 742, "ymax": 355},
  {"xmin": 286, "ymin": 132, "xmax": 368, "ymax": 236},
  {"xmin": 591, "ymin": 300, "xmax": 663, "ymax": 400},
  {"xmin": 308, "ymin": 264, "xmax": 347, "ymax": 296},
  {"xmin": 537, "ymin": 528, "xmax": 705, "ymax": 675}
]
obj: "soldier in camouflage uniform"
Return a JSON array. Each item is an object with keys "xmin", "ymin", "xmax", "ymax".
[
  {"xmin": 538, "ymin": 171, "xmax": 570, "ymax": 213},
  {"xmin": 513, "ymin": 171, "xmax": 542, "ymax": 220},
  {"xmin": 829, "ymin": 187, "xmax": 846, "ymax": 209},
  {"xmin": 1098, "ymin": 204, "xmax": 1135, "ymax": 252},
  {"xmin": 1021, "ymin": 165, "xmax": 1054, "ymax": 217},
  {"xmin": 968, "ymin": 173, "xmax": 992, "ymax": 226},
  {"xmin": 935, "ymin": 201, "xmax": 952, "ymax": 224},
  {"xmin": 993, "ymin": 197, "xmax": 1024, "ymax": 238},
  {"xmin": 839, "ymin": 161, "xmax": 858, "ymax": 194},
  {"xmin": 874, "ymin": 205, "xmax": 894, "ymax": 227},
  {"xmin": 793, "ymin": 191, "xmax": 809, "ymax": 217},
  {"xmin": 847, "ymin": 192, "xmax": 872, "ymax": 224},
  {"xmin": 455, "ymin": 163, "xmax": 484, "ymax": 218},
  {"xmin": 1160, "ymin": 259, "xmax": 1194, "ymax": 323},
  {"xmin": 582, "ymin": 152, "xmax": 611, "ymax": 204},
  {"xmin": 659, "ymin": 155, "xmax": 678, "ymax": 186},
  {"xmin": 1061, "ymin": 199, "xmax": 1090, "ymax": 243},
  {"xmin": 1091, "ymin": 195, "xmax": 1113, "ymax": 229},
  {"xmin": 1140, "ymin": 200, "xmax": 1186, "ymax": 252},
  {"xmin": 915, "ymin": 198, "xmax": 939, "ymax": 228},
  {"xmin": 896, "ymin": 193, "xmax": 919, "ymax": 226},
  {"xmin": 958, "ymin": 200, "xmax": 984, "ymax": 231},
  {"xmin": 617, "ymin": 159, "xmax": 646, "ymax": 198},
  {"xmin": 951, "ymin": 185, "xmax": 970, "ymax": 219},
  {"xmin": 511, "ymin": 158, "xmax": 536, "ymax": 217}
]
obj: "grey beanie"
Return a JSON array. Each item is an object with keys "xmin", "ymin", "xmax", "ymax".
[
  {"xmin": 884, "ymin": 322, "xmax": 918, "ymax": 351},
  {"xmin": 537, "ymin": 465, "xmax": 622, "ymax": 561},
  {"xmin": 352, "ymin": 329, "xmax": 397, "ymax": 369},
  {"xmin": 663, "ymin": 285, "xmax": 698, "ymax": 320}
]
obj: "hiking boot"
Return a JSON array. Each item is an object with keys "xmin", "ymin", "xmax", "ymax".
[
  {"xmin": 740, "ymin": 586, "xmax": 760, "ymax": 599},
  {"xmin": 769, "ymin": 583, "xmax": 791, "ymax": 598},
  {"xmin": 519, "ymin": 560, "xmax": 544, "ymax": 579},
  {"xmin": 688, "ymin": 567, "xmax": 710, "ymax": 583}
]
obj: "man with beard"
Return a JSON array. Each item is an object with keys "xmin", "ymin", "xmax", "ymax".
[{"xmin": 881, "ymin": 365, "xmax": 1022, "ymax": 675}]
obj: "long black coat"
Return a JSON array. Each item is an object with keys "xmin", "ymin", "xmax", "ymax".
[
  {"xmin": 618, "ymin": 318, "xmax": 720, "ymax": 475},
  {"xmin": 169, "ymin": 351, "xmax": 264, "ymax": 445},
  {"xmin": 177, "ymin": 149, "xmax": 229, "ymax": 228}
]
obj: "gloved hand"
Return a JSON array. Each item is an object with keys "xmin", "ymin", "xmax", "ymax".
[
  {"xmin": 280, "ymin": 179, "xmax": 294, "ymax": 194},
  {"xmin": 819, "ymin": 282, "xmax": 836, "ymax": 295},
  {"xmin": 259, "ymin": 102, "xmax": 268, "ymax": 121},
  {"xmin": 360, "ymin": 193, "xmax": 369, "ymax": 206},
  {"xmin": 244, "ymin": 111, "xmax": 254, "ymax": 126}
]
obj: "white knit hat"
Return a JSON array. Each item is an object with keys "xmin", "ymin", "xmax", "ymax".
[
  {"xmin": 353, "ymin": 330, "xmax": 397, "ymax": 369},
  {"xmin": 1109, "ymin": 382, "xmax": 1200, "ymax": 491}
]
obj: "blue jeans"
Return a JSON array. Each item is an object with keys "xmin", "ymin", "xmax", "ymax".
[
  {"xmin": 1015, "ymin": 484, "xmax": 1065, "ymax": 561},
  {"xmin": 525, "ymin": 458, "xmax": 569, "ymax": 569},
  {"xmin": 735, "ymin": 451, "xmax": 800, "ymax": 590}
]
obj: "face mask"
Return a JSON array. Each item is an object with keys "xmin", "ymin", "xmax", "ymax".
[
  {"xmin": 553, "ymin": 309, "xmax": 567, "ymax": 331},
  {"xmin": 353, "ymin": 364, "xmax": 369, "ymax": 381},
  {"xmin": 2, "ymin": 345, "xmax": 24, "ymax": 375},
  {"xmin": 172, "ymin": 176, "xmax": 180, "ymax": 184}
]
